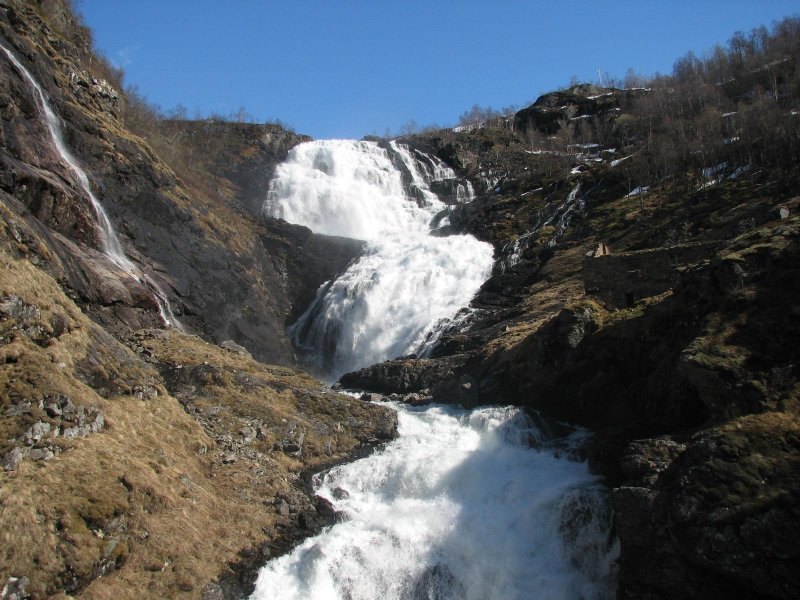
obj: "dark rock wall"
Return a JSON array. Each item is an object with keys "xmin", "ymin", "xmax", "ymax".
[
  {"xmin": 583, "ymin": 241, "xmax": 720, "ymax": 308},
  {"xmin": 0, "ymin": 0, "xmax": 362, "ymax": 364}
]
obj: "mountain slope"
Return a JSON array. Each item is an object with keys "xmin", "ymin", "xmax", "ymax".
[
  {"xmin": 0, "ymin": 1, "xmax": 395, "ymax": 597},
  {"xmin": 2, "ymin": 1, "xmax": 799, "ymax": 598},
  {"xmin": 343, "ymin": 39, "xmax": 800, "ymax": 599}
]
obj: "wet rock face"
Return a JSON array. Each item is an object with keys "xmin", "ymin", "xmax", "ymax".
[
  {"xmin": 0, "ymin": 65, "xmax": 101, "ymax": 248},
  {"xmin": 339, "ymin": 355, "xmax": 466, "ymax": 395},
  {"xmin": 613, "ymin": 414, "xmax": 800, "ymax": 600},
  {"xmin": 0, "ymin": 3, "xmax": 364, "ymax": 364}
]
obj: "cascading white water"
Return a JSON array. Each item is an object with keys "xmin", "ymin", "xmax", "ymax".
[
  {"xmin": 388, "ymin": 141, "xmax": 474, "ymax": 228},
  {"xmin": 500, "ymin": 182, "xmax": 583, "ymax": 273},
  {"xmin": 0, "ymin": 42, "xmax": 181, "ymax": 329},
  {"xmin": 266, "ymin": 140, "xmax": 493, "ymax": 378},
  {"xmin": 389, "ymin": 140, "xmax": 445, "ymax": 208},
  {"xmin": 388, "ymin": 140, "xmax": 474, "ymax": 209},
  {"xmin": 251, "ymin": 403, "xmax": 619, "ymax": 600},
  {"xmin": 261, "ymin": 119, "xmax": 616, "ymax": 600}
]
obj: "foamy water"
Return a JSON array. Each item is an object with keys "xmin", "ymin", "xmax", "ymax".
[
  {"xmin": 251, "ymin": 404, "xmax": 618, "ymax": 600},
  {"xmin": 265, "ymin": 139, "xmax": 493, "ymax": 378}
]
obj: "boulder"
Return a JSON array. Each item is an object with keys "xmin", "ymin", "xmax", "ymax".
[{"xmin": 2, "ymin": 447, "xmax": 23, "ymax": 471}]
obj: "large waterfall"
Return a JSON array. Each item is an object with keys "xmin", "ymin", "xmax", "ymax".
[
  {"xmin": 265, "ymin": 139, "xmax": 493, "ymax": 378},
  {"xmin": 0, "ymin": 42, "xmax": 181, "ymax": 329},
  {"xmin": 259, "ymin": 140, "xmax": 618, "ymax": 599},
  {"xmin": 251, "ymin": 404, "xmax": 618, "ymax": 600}
]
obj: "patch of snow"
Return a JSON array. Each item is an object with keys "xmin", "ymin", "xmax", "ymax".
[
  {"xmin": 453, "ymin": 122, "xmax": 485, "ymax": 133},
  {"xmin": 626, "ymin": 186, "xmax": 649, "ymax": 197},
  {"xmin": 525, "ymin": 149, "xmax": 566, "ymax": 156},
  {"xmin": 610, "ymin": 155, "xmax": 633, "ymax": 167},
  {"xmin": 728, "ymin": 164, "xmax": 751, "ymax": 180},
  {"xmin": 702, "ymin": 163, "xmax": 728, "ymax": 179},
  {"xmin": 721, "ymin": 112, "xmax": 738, "ymax": 118},
  {"xmin": 698, "ymin": 180, "xmax": 718, "ymax": 190}
]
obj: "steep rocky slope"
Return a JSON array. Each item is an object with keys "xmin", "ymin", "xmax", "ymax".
[
  {"xmin": 0, "ymin": 250, "xmax": 395, "ymax": 598},
  {"xmin": 343, "ymin": 82, "xmax": 800, "ymax": 598},
  {"xmin": 0, "ymin": 1, "xmax": 394, "ymax": 598},
  {"xmin": 0, "ymin": 0, "xmax": 362, "ymax": 363}
]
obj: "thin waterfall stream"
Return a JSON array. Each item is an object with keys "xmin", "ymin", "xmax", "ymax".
[
  {"xmin": 257, "ymin": 140, "xmax": 619, "ymax": 598},
  {"xmin": 0, "ymin": 41, "xmax": 181, "ymax": 329}
]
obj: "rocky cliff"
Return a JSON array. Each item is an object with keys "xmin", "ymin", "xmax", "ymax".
[
  {"xmin": 0, "ymin": 0, "xmax": 365, "ymax": 364},
  {"xmin": 0, "ymin": 1, "xmax": 394, "ymax": 598},
  {"xmin": 343, "ymin": 81, "xmax": 800, "ymax": 598}
]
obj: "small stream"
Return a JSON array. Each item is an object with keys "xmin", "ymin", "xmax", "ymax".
[{"xmin": 0, "ymin": 41, "xmax": 181, "ymax": 328}]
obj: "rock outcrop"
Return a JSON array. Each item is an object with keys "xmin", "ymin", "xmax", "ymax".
[
  {"xmin": 613, "ymin": 413, "xmax": 800, "ymax": 600},
  {"xmin": 513, "ymin": 85, "xmax": 649, "ymax": 135},
  {"xmin": 349, "ymin": 84, "xmax": 800, "ymax": 599}
]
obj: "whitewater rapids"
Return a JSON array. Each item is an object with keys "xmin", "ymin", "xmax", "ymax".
[{"xmin": 250, "ymin": 403, "xmax": 618, "ymax": 600}]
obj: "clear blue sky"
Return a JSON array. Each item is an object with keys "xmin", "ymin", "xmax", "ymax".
[{"xmin": 78, "ymin": 1, "xmax": 798, "ymax": 139}]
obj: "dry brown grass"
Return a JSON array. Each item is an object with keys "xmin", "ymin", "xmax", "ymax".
[
  {"xmin": 481, "ymin": 242, "xmax": 590, "ymax": 358},
  {"xmin": 0, "ymin": 245, "xmax": 393, "ymax": 598}
]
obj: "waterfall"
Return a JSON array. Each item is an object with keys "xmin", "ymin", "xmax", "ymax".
[
  {"xmin": 500, "ymin": 182, "xmax": 584, "ymax": 274},
  {"xmin": 388, "ymin": 140, "xmax": 474, "ymax": 211},
  {"xmin": 266, "ymin": 140, "xmax": 493, "ymax": 378},
  {"xmin": 0, "ymin": 42, "xmax": 181, "ymax": 329},
  {"xmin": 251, "ymin": 403, "xmax": 619, "ymax": 600}
]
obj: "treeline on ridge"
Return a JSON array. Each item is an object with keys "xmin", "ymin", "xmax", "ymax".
[
  {"xmin": 451, "ymin": 16, "xmax": 800, "ymax": 194},
  {"xmin": 66, "ymin": 1, "xmax": 800, "ymax": 198}
]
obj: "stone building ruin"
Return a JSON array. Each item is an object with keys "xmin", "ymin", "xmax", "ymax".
[{"xmin": 583, "ymin": 241, "xmax": 720, "ymax": 308}]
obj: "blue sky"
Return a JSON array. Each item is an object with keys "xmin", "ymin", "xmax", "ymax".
[{"xmin": 79, "ymin": 1, "xmax": 798, "ymax": 139}]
